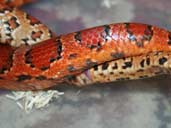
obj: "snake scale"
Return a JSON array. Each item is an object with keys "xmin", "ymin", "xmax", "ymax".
[{"xmin": 0, "ymin": 0, "xmax": 171, "ymax": 90}]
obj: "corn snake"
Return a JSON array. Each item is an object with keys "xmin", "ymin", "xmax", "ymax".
[{"xmin": 0, "ymin": 0, "xmax": 171, "ymax": 90}]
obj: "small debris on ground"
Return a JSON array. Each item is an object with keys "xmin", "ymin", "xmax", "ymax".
[{"xmin": 6, "ymin": 90, "xmax": 64, "ymax": 113}]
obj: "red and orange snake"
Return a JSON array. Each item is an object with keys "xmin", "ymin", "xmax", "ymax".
[{"xmin": 0, "ymin": 0, "xmax": 171, "ymax": 90}]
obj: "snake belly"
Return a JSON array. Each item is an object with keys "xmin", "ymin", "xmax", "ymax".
[
  {"xmin": 0, "ymin": 1, "xmax": 171, "ymax": 90},
  {"xmin": 71, "ymin": 51, "xmax": 171, "ymax": 86}
]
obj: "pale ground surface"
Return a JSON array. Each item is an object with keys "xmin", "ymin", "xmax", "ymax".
[{"xmin": 0, "ymin": 0, "xmax": 171, "ymax": 128}]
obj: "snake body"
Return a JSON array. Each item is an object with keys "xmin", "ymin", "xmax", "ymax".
[
  {"xmin": 1, "ymin": 0, "xmax": 34, "ymax": 7},
  {"xmin": 0, "ymin": 0, "xmax": 171, "ymax": 90}
]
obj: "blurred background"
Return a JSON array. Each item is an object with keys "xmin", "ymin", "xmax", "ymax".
[{"xmin": 0, "ymin": 0, "xmax": 171, "ymax": 128}]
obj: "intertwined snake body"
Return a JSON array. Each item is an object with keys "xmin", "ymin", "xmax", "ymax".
[{"xmin": 0, "ymin": 0, "xmax": 171, "ymax": 90}]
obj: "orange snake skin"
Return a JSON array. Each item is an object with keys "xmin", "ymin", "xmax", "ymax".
[{"xmin": 0, "ymin": 0, "xmax": 171, "ymax": 90}]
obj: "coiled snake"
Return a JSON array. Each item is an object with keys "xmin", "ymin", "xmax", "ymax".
[{"xmin": 0, "ymin": 0, "xmax": 171, "ymax": 90}]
